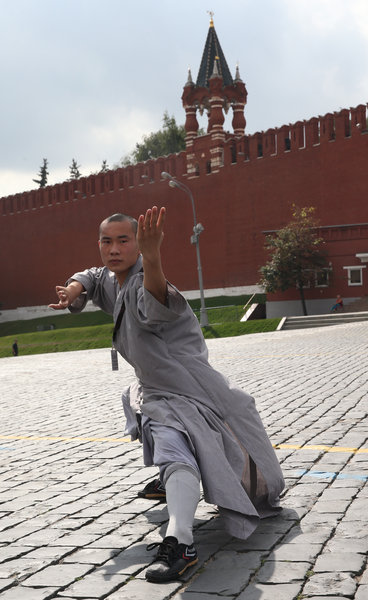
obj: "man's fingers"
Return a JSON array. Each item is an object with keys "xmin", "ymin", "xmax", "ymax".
[
  {"xmin": 150, "ymin": 206, "xmax": 158, "ymax": 226},
  {"xmin": 157, "ymin": 207, "xmax": 166, "ymax": 229},
  {"xmin": 144, "ymin": 208, "xmax": 152, "ymax": 229},
  {"xmin": 49, "ymin": 285, "xmax": 70, "ymax": 310},
  {"xmin": 137, "ymin": 214, "xmax": 144, "ymax": 231},
  {"xmin": 48, "ymin": 302, "xmax": 65, "ymax": 310},
  {"xmin": 138, "ymin": 207, "xmax": 165, "ymax": 235}
]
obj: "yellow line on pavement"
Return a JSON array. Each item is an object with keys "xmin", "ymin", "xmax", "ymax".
[
  {"xmin": 0, "ymin": 434, "xmax": 132, "ymax": 443},
  {"xmin": 0, "ymin": 434, "xmax": 367, "ymax": 454},
  {"xmin": 274, "ymin": 443, "xmax": 368, "ymax": 454}
]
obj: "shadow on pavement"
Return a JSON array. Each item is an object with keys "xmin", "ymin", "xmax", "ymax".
[{"xmin": 95, "ymin": 503, "xmax": 302, "ymax": 597}]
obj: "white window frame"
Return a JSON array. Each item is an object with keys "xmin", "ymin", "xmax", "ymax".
[{"xmin": 343, "ymin": 265, "xmax": 366, "ymax": 286}]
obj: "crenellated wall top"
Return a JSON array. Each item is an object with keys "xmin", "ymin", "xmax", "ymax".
[
  {"xmin": 0, "ymin": 152, "xmax": 187, "ymax": 216},
  {"xmin": 1, "ymin": 104, "xmax": 367, "ymax": 216}
]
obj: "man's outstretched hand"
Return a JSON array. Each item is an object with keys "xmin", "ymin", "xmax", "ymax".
[
  {"xmin": 48, "ymin": 286, "xmax": 73, "ymax": 310},
  {"xmin": 48, "ymin": 281, "xmax": 84, "ymax": 310}
]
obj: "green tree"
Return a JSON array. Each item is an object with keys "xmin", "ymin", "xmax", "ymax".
[
  {"xmin": 33, "ymin": 158, "xmax": 49, "ymax": 188},
  {"xmin": 99, "ymin": 160, "xmax": 109, "ymax": 173},
  {"xmin": 69, "ymin": 158, "xmax": 82, "ymax": 180},
  {"xmin": 120, "ymin": 111, "xmax": 200, "ymax": 166},
  {"xmin": 259, "ymin": 205, "xmax": 328, "ymax": 316}
]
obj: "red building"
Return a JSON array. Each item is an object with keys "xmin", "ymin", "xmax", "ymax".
[{"xmin": 1, "ymin": 18, "xmax": 367, "ymax": 319}]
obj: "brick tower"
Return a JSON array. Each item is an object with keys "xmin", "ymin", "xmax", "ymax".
[{"xmin": 181, "ymin": 14, "xmax": 248, "ymax": 175}]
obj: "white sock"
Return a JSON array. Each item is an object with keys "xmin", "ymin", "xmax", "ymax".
[{"xmin": 165, "ymin": 468, "xmax": 200, "ymax": 546}]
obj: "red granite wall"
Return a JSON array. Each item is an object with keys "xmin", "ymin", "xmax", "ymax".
[{"xmin": 1, "ymin": 105, "xmax": 367, "ymax": 309}]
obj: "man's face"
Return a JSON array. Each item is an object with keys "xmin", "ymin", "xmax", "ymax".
[{"xmin": 98, "ymin": 220, "xmax": 140, "ymax": 284}]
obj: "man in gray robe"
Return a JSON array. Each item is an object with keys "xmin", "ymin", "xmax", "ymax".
[{"xmin": 49, "ymin": 206, "xmax": 284, "ymax": 583}]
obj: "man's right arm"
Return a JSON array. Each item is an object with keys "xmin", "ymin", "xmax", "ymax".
[
  {"xmin": 49, "ymin": 267, "xmax": 115, "ymax": 315},
  {"xmin": 48, "ymin": 280, "xmax": 85, "ymax": 310}
]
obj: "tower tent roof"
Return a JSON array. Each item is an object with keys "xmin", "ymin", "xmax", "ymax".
[{"xmin": 196, "ymin": 18, "xmax": 234, "ymax": 88}]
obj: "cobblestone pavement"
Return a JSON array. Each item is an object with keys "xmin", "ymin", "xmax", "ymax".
[{"xmin": 0, "ymin": 321, "xmax": 367, "ymax": 600}]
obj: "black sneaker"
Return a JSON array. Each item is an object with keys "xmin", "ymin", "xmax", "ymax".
[
  {"xmin": 146, "ymin": 536, "xmax": 198, "ymax": 582},
  {"xmin": 138, "ymin": 478, "xmax": 166, "ymax": 501}
]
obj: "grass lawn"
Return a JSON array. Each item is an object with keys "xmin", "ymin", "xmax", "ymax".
[
  {"xmin": 0, "ymin": 296, "xmax": 280, "ymax": 358},
  {"xmin": 0, "ymin": 324, "xmax": 114, "ymax": 357}
]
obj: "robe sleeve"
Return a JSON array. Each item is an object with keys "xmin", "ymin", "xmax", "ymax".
[
  {"xmin": 134, "ymin": 280, "xmax": 188, "ymax": 325},
  {"xmin": 122, "ymin": 381, "xmax": 143, "ymax": 442},
  {"xmin": 66, "ymin": 267, "xmax": 115, "ymax": 315}
]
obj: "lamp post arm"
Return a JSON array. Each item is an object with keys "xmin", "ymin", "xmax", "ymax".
[
  {"xmin": 169, "ymin": 180, "xmax": 197, "ymax": 227},
  {"xmin": 162, "ymin": 172, "xmax": 208, "ymax": 326}
]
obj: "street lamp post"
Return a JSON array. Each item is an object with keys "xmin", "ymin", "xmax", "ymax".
[{"xmin": 161, "ymin": 172, "xmax": 209, "ymax": 327}]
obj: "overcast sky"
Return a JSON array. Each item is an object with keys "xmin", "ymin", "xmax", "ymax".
[{"xmin": 1, "ymin": 0, "xmax": 367, "ymax": 197}]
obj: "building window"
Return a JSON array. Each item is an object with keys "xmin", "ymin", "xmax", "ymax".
[
  {"xmin": 230, "ymin": 145, "xmax": 237, "ymax": 163},
  {"xmin": 315, "ymin": 270, "xmax": 329, "ymax": 287},
  {"xmin": 343, "ymin": 266, "xmax": 366, "ymax": 286}
]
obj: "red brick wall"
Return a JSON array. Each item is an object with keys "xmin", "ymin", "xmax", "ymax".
[{"xmin": 1, "ymin": 106, "xmax": 368, "ymax": 309}]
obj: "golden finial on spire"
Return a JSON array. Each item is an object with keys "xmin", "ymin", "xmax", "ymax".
[{"xmin": 207, "ymin": 10, "xmax": 214, "ymax": 27}]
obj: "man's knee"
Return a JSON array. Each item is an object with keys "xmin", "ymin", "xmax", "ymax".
[
  {"xmin": 162, "ymin": 461, "xmax": 200, "ymax": 485},
  {"xmin": 149, "ymin": 421, "xmax": 199, "ymax": 483}
]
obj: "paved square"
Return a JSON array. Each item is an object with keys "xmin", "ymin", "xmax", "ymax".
[{"xmin": 0, "ymin": 321, "xmax": 367, "ymax": 598}]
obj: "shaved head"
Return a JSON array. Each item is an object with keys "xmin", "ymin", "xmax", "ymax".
[{"xmin": 99, "ymin": 213, "xmax": 138, "ymax": 236}]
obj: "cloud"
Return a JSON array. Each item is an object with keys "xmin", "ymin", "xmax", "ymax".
[
  {"xmin": 0, "ymin": 169, "xmax": 37, "ymax": 198},
  {"xmin": 82, "ymin": 107, "xmax": 165, "ymax": 164},
  {"xmin": 1, "ymin": 0, "xmax": 368, "ymax": 196},
  {"xmin": 281, "ymin": 0, "xmax": 367, "ymax": 34},
  {"xmin": 0, "ymin": 106, "xmax": 163, "ymax": 196}
]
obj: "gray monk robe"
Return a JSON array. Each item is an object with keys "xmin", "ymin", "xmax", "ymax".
[{"xmin": 69, "ymin": 257, "xmax": 284, "ymax": 540}]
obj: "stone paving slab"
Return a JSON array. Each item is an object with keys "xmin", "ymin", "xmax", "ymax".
[
  {"xmin": 303, "ymin": 572, "xmax": 358, "ymax": 597},
  {"xmin": 21, "ymin": 563, "xmax": 94, "ymax": 588},
  {"xmin": 184, "ymin": 550, "xmax": 263, "ymax": 594},
  {"xmin": 254, "ymin": 560, "xmax": 311, "ymax": 584},
  {"xmin": 57, "ymin": 572, "xmax": 129, "ymax": 598},
  {"xmin": 237, "ymin": 582, "xmax": 302, "ymax": 600},
  {"xmin": 0, "ymin": 587, "xmax": 58, "ymax": 600},
  {"xmin": 313, "ymin": 551, "xmax": 365, "ymax": 573},
  {"xmin": 0, "ymin": 321, "xmax": 367, "ymax": 598},
  {"xmin": 107, "ymin": 578, "xmax": 181, "ymax": 599}
]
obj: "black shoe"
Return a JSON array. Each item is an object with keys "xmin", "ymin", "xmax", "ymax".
[
  {"xmin": 138, "ymin": 478, "xmax": 166, "ymax": 501},
  {"xmin": 146, "ymin": 536, "xmax": 198, "ymax": 582}
]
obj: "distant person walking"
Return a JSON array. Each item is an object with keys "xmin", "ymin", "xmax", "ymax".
[
  {"xmin": 331, "ymin": 294, "xmax": 343, "ymax": 312},
  {"xmin": 12, "ymin": 339, "xmax": 18, "ymax": 356}
]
